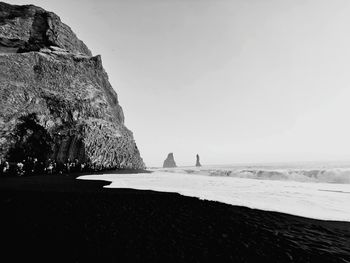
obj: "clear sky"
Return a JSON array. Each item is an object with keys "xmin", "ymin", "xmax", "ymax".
[{"xmin": 9, "ymin": 0, "xmax": 350, "ymax": 167}]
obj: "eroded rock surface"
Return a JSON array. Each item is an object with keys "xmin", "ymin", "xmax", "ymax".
[
  {"xmin": 163, "ymin": 153, "xmax": 176, "ymax": 168},
  {"xmin": 0, "ymin": 2, "xmax": 91, "ymax": 55},
  {"xmin": 0, "ymin": 2, "xmax": 145, "ymax": 169}
]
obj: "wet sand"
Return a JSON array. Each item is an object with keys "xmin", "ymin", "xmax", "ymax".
[{"xmin": 0, "ymin": 174, "xmax": 349, "ymax": 262}]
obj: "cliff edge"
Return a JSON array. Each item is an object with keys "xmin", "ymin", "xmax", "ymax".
[{"xmin": 0, "ymin": 2, "xmax": 145, "ymax": 169}]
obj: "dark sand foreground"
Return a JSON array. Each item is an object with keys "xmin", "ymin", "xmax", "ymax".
[{"xmin": 0, "ymin": 173, "xmax": 349, "ymax": 262}]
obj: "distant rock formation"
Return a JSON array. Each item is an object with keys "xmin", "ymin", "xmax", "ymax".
[
  {"xmin": 195, "ymin": 154, "xmax": 201, "ymax": 167},
  {"xmin": 0, "ymin": 2, "xmax": 145, "ymax": 169},
  {"xmin": 163, "ymin": 153, "xmax": 177, "ymax": 168}
]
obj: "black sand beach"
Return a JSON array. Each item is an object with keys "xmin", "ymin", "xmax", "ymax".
[{"xmin": 1, "ymin": 174, "xmax": 349, "ymax": 263}]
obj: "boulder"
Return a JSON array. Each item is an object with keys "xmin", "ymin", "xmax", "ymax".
[{"xmin": 0, "ymin": 2, "xmax": 145, "ymax": 169}]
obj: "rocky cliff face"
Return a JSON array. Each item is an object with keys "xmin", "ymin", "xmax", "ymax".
[
  {"xmin": 0, "ymin": 2, "xmax": 145, "ymax": 169},
  {"xmin": 163, "ymin": 153, "xmax": 176, "ymax": 168}
]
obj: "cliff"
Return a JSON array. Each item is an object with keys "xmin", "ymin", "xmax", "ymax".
[
  {"xmin": 0, "ymin": 2, "xmax": 145, "ymax": 169},
  {"xmin": 163, "ymin": 153, "xmax": 176, "ymax": 168}
]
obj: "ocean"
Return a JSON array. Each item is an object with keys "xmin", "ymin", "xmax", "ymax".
[
  {"xmin": 79, "ymin": 161, "xmax": 350, "ymax": 222},
  {"xmin": 157, "ymin": 161, "xmax": 350, "ymax": 184}
]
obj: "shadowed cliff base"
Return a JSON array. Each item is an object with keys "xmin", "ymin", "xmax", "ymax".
[{"xmin": 0, "ymin": 175, "xmax": 349, "ymax": 263}]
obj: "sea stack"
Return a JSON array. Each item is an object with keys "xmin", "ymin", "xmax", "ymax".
[
  {"xmin": 0, "ymin": 2, "xmax": 145, "ymax": 169},
  {"xmin": 195, "ymin": 154, "xmax": 201, "ymax": 167},
  {"xmin": 163, "ymin": 153, "xmax": 177, "ymax": 168}
]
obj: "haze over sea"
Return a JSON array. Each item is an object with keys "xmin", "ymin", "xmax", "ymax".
[{"xmin": 80, "ymin": 161, "xmax": 350, "ymax": 222}]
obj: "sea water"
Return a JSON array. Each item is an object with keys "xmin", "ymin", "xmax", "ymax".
[
  {"xmin": 156, "ymin": 161, "xmax": 350, "ymax": 184},
  {"xmin": 78, "ymin": 162, "xmax": 350, "ymax": 222}
]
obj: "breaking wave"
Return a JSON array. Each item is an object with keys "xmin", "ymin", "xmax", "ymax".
[{"xmin": 168, "ymin": 168, "xmax": 350, "ymax": 184}]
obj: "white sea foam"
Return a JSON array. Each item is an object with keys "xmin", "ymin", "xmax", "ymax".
[
  {"xmin": 78, "ymin": 168, "xmax": 350, "ymax": 222},
  {"xmin": 155, "ymin": 165, "xmax": 350, "ymax": 184}
]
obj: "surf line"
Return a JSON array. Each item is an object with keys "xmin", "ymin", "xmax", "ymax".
[{"xmin": 318, "ymin": 189, "xmax": 350, "ymax": 194}]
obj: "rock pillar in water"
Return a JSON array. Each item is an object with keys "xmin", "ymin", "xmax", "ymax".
[
  {"xmin": 195, "ymin": 154, "xmax": 201, "ymax": 167},
  {"xmin": 163, "ymin": 153, "xmax": 177, "ymax": 168}
]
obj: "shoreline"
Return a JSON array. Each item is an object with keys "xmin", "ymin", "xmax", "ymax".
[
  {"xmin": 1, "ymin": 174, "xmax": 349, "ymax": 262},
  {"xmin": 79, "ymin": 171, "xmax": 350, "ymax": 222}
]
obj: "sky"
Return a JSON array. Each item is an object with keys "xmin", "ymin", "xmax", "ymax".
[{"xmin": 9, "ymin": 0, "xmax": 350, "ymax": 167}]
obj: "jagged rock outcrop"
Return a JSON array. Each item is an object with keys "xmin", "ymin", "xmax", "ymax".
[
  {"xmin": 195, "ymin": 154, "xmax": 201, "ymax": 167},
  {"xmin": 0, "ymin": 2, "xmax": 91, "ymax": 55},
  {"xmin": 0, "ymin": 2, "xmax": 145, "ymax": 169},
  {"xmin": 163, "ymin": 153, "xmax": 177, "ymax": 168}
]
